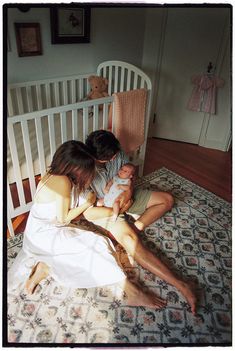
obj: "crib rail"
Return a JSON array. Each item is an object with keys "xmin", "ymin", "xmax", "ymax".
[
  {"xmin": 7, "ymin": 73, "xmax": 95, "ymax": 117},
  {"xmin": 7, "ymin": 97, "xmax": 113, "ymax": 237},
  {"xmin": 97, "ymin": 60, "xmax": 152, "ymax": 95}
]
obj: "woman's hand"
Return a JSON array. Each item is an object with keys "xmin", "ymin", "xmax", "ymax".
[
  {"xmin": 86, "ymin": 191, "xmax": 96, "ymax": 206},
  {"xmin": 116, "ymin": 187, "xmax": 133, "ymax": 213}
]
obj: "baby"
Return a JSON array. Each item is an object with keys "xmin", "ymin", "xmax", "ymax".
[{"xmin": 97, "ymin": 163, "xmax": 136, "ymax": 221}]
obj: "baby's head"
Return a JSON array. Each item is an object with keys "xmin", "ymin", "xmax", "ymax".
[{"xmin": 118, "ymin": 163, "xmax": 135, "ymax": 179}]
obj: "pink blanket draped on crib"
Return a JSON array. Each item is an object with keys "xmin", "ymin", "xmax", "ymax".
[{"xmin": 112, "ymin": 88, "xmax": 147, "ymax": 154}]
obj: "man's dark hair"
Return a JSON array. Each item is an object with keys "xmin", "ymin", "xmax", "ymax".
[{"xmin": 85, "ymin": 130, "xmax": 121, "ymax": 161}]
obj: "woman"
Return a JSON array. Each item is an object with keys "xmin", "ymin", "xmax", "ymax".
[{"xmin": 8, "ymin": 140, "xmax": 166, "ymax": 309}]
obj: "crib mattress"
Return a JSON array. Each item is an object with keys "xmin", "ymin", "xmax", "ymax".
[{"xmin": 7, "ymin": 110, "xmax": 104, "ymax": 184}]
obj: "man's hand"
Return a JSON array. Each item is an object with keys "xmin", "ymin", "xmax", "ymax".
[
  {"xmin": 116, "ymin": 186, "xmax": 133, "ymax": 213},
  {"xmin": 119, "ymin": 198, "xmax": 134, "ymax": 213}
]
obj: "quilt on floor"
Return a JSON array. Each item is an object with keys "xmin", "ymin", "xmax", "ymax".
[{"xmin": 6, "ymin": 167, "xmax": 232, "ymax": 345}]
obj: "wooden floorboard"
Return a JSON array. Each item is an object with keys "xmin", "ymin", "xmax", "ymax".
[
  {"xmin": 9, "ymin": 137, "xmax": 232, "ymax": 236},
  {"xmin": 144, "ymin": 138, "xmax": 232, "ymax": 202}
]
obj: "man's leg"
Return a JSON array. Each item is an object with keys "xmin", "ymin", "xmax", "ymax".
[
  {"xmin": 83, "ymin": 208, "xmax": 196, "ymax": 315},
  {"xmin": 133, "ymin": 191, "xmax": 174, "ymax": 231}
]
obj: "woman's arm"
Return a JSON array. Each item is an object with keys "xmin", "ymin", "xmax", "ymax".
[
  {"xmin": 55, "ymin": 176, "xmax": 96, "ymax": 224},
  {"xmin": 65, "ymin": 191, "xmax": 96, "ymax": 223}
]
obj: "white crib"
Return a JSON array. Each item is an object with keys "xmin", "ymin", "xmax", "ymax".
[{"xmin": 7, "ymin": 60, "xmax": 152, "ymax": 237}]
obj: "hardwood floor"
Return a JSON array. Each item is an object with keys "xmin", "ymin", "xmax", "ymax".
[
  {"xmin": 9, "ymin": 137, "xmax": 232, "ymax": 237},
  {"xmin": 144, "ymin": 138, "xmax": 232, "ymax": 202}
]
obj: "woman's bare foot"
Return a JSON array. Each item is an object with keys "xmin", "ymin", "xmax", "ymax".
[
  {"xmin": 121, "ymin": 280, "xmax": 166, "ymax": 309},
  {"xmin": 177, "ymin": 281, "xmax": 197, "ymax": 315},
  {"xmin": 25, "ymin": 262, "xmax": 50, "ymax": 294}
]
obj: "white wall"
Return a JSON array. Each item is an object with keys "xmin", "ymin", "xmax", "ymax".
[{"xmin": 7, "ymin": 6, "xmax": 146, "ymax": 83}]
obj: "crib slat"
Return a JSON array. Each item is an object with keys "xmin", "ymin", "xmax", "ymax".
[
  {"xmin": 114, "ymin": 66, "xmax": 118, "ymax": 93},
  {"xmin": 7, "ymin": 180, "xmax": 15, "ymax": 238},
  {"xmin": 26, "ymin": 86, "xmax": 33, "ymax": 112},
  {"xmin": 126, "ymin": 70, "xmax": 131, "ymax": 91},
  {"xmin": 45, "ymin": 83, "xmax": 52, "ymax": 108},
  {"xmin": 63, "ymin": 81, "xmax": 68, "ymax": 105},
  {"xmin": 21, "ymin": 120, "xmax": 37, "ymax": 196},
  {"xmin": 54, "ymin": 82, "xmax": 60, "ymax": 107},
  {"xmin": 108, "ymin": 66, "xmax": 113, "ymax": 95},
  {"xmin": 36, "ymin": 84, "xmax": 43, "ymax": 110},
  {"xmin": 48, "ymin": 114, "xmax": 56, "ymax": 160},
  {"xmin": 82, "ymin": 107, "xmax": 89, "ymax": 143},
  {"xmin": 93, "ymin": 105, "xmax": 99, "ymax": 130},
  {"xmin": 71, "ymin": 80, "xmax": 76, "ymax": 103},
  {"xmin": 7, "ymin": 208, "xmax": 15, "ymax": 238},
  {"xmin": 103, "ymin": 103, "xmax": 109, "ymax": 129},
  {"xmin": 86, "ymin": 78, "xmax": 90, "ymax": 96},
  {"xmin": 7, "ymin": 180, "xmax": 14, "ymax": 215},
  {"xmin": 79, "ymin": 79, "xmax": 83, "ymax": 100},
  {"xmin": 72, "ymin": 109, "xmax": 78, "ymax": 140},
  {"xmin": 133, "ymin": 74, "xmax": 138, "ymax": 90},
  {"xmin": 7, "ymin": 123, "xmax": 26, "ymax": 206},
  {"xmin": 7, "ymin": 89, "xmax": 14, "ymax": 116},
  {"xmin": 35, "ymin": 117, "xmax": 46, "ymax": 175},
  {"xmin": 60, "ymin": 111, "xmax": 67, "ymax": 143},
  {"xmin": 140, "ymin": 77, "xmax": 145, "ymax": 88},
  {"xmin": 16, "ymin": 88, "xmax": 24, "ymax": 114},
  {"xmin": 120, "ymin": 67, "xmax": 125, "ymax": 92}
]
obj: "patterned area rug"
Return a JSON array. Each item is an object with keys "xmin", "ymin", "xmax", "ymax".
[{"xmin": 6, "ymin": 168, "xmax": 232, "ymax": 345}]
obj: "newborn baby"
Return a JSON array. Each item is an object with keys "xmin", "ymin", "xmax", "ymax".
[{"xmin": 97, "ymin": 163, "xmax": 135, "ymax": 221}]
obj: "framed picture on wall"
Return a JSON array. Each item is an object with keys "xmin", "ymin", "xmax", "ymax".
[
  {"xmin": 14, "ymin": 23, "xmax": 42, "ymax": 57},
  {"xmin": 50, "ymin": 7, "xmax": 91, "ymax": 44}
]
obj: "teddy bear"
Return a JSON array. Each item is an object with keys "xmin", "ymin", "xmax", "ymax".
[{"xmin": 87, "ymin": 75, "xmax": 109, "ymax": 101}]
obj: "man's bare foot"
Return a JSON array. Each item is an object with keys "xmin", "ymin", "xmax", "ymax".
[
  {"xmin": 122, "ymin": 280, "xmax": 166, "ymax": 309},
  {"xmin": 25, "ymin": 262, "xmax": 50, "ymax": 294},
  {"xmin": 178, "ymin": 281, "xmax": 197, "ymax": 315}
]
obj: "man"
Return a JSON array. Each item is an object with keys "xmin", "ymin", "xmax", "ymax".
[
  {"xmin": 85, "ymin": 129, "xmax": 174, "ymax": 232},
  {"xmin": 79, "ymin": 130, "xmax": 196, "ymax": 314}
]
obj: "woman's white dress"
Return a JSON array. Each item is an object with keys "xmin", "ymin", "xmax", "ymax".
[{"xmin": 8, "ymin": 182, "xmax": 125, "ymax": 290}]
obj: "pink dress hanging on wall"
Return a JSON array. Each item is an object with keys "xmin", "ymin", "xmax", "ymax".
[{"xmin": 187, "ymin": 74, "xmax": 224, "ymax": 114}]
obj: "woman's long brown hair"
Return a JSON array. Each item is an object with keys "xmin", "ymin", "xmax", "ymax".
[{"xmin": 48, "ymin": 140, "xmax": 95, "ymax": 192}]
